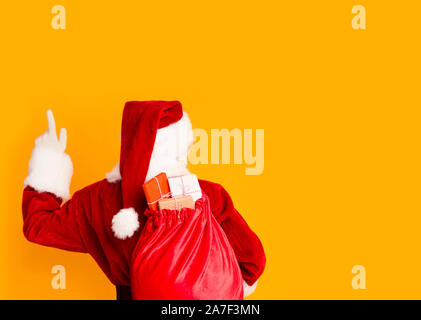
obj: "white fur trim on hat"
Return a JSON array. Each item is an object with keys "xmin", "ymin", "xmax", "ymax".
[
  {"xmin": 111, "ymin": 208, "xmax": 140, "ymax": 239},
  {"xmin": 24, "ymin": 145, "xmax": 73, "ymax": 200},
  {"xmin": 243, "ymin": 280, "xmax": 258, "ymax": 298},
  {"xmin": 145, "ymin": 111, "xmax": 193, "ymax": 182},
  {"xmin": 105, "ymin": 111, "xmax": 194, "ymax": 183}
]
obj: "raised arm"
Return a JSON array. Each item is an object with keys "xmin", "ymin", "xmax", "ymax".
[
  {"xmin": 22, "ymin": 187, "xmax": 86, "ymax": 252},
  {"xmin": 22, "ymin": 110, "xmax": 86, "ymax": 252}
]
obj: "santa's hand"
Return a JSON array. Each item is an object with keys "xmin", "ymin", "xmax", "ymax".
[
  {"xmin": 243, "ymin": 280, "xmax": 258, "ymax": 298},
  {"xmin": 25, "ymin": 110, "xmax": 73, "ymax": 200},
  {"xmin": 35, "ymin": 110, "xmax": 68, "ymax": 152}
]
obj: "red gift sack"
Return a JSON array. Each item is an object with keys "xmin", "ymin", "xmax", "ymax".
[{"xmin": 130, "ymin": 194, "xmax": 243, "ymax": 300}]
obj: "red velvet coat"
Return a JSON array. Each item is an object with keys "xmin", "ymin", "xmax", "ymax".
[{"xmin": 22, "ymin": 178, "xmax": 266, "ymax": 294}]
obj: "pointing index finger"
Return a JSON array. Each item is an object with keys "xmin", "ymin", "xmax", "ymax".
[{"xmin": 46, "ymin": 110, "xmax": 56, "ymax": 136}]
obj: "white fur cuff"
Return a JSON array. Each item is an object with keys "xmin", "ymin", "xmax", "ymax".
[
  {"xmin": 243, "ymin": 280, "xmax": 258, "ymax": 298},
  {"xmin": 24, "ymin": 146, "xmax": 73, "ymax": 200}
]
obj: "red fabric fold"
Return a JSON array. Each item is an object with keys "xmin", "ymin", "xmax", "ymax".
[{"xmin": 120, "ymin": 101, "xmax": 183, "ymax": 211}]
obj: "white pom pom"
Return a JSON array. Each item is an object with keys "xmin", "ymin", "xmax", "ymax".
[{"xmin": 111, "ymin": 208, "xmax": 140, "ymax": 239}]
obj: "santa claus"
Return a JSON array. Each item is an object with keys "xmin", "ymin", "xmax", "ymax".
[{"xmin": 22, "ymin": 101, "xmax": 266, "ymax": 299}]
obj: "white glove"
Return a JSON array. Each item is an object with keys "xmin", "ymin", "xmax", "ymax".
[
  {"xmin": 34, "ymin": 110, "xmax": 68, "ymax": 152},
  {"xmin": 243, "ymin": 280, "xmax": 258, "ymax": 298},
  {"xmin": 24, "ymin": 110, "xmax": 73, "ymax": 200}
]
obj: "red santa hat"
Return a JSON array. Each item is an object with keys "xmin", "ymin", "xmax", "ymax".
[{"xmin": 111, "ymin": 101, "xmax": 184, "ymax": 239}]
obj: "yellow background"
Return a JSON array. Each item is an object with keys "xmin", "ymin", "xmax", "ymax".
[{"xmin": 1, "ymin": 0, "xmax": 420, "ymax": 299}]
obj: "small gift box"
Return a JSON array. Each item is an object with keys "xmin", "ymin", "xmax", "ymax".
[
  {"xmin": 158, "ymin": 195, "xmax": 195, "ymax": 211},
  {"xmin": 143, "ymin": 172, "xmax": 171, "ymax": 210},
  {"xmin": 168, "ymin": 174, "xmax": 202, "ymax": 202}
]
